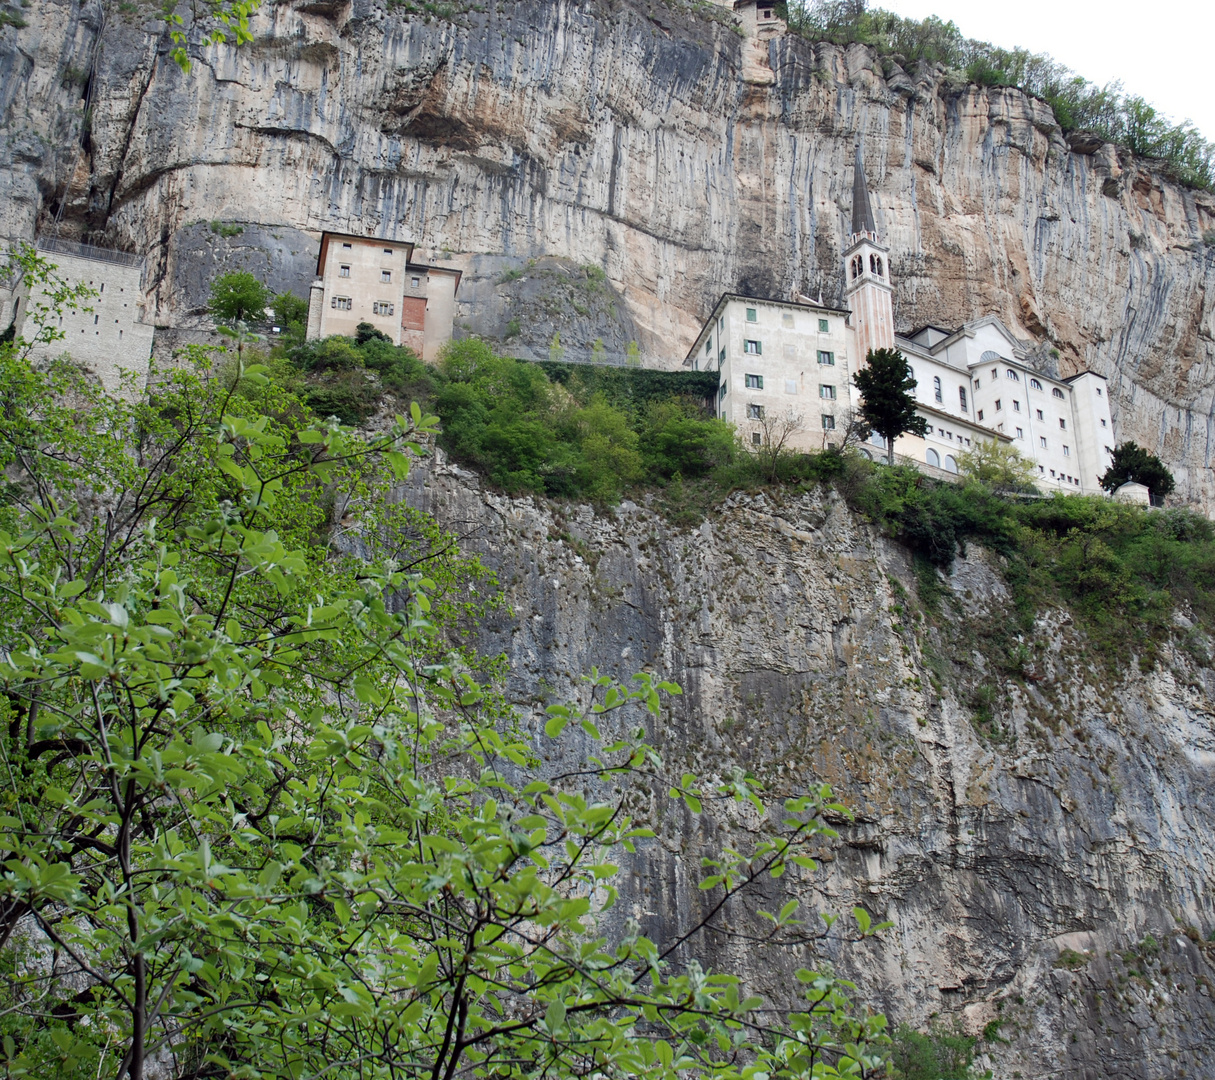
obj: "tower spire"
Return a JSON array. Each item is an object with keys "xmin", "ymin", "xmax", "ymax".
[{"xmin": 851, "ymin": 145, "xmax": 877, "ymax": 239}]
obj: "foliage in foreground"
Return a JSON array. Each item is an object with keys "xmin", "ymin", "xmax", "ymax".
[
  {"xmin": 772, "ymin": 0, "xmax": 1213, "ymax": 190},
  {"xmin": 0, "ymin": 293, "xmax": 891, "ymax": 1079}
]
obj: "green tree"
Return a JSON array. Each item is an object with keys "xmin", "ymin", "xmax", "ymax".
[
  {"xmin": 208, "ymin": 270, "xmax": 271, "ymax": 325},
  {"xmin": 0, "ymin": 277, "xmax": 891, "ymax": 1078},
  {"xmin": 956, "ymin": 439, "xmax": 1039, "ymax": 493},
  {"xmin": 852, "ymin": 348, "xmax": 929, "ymax": 465},
  {"xmin": 163, "ymin": 1, "xmax": 263, "ymax": 71},
  {"xmin": 1099, "ymin": 441, "xmax": 1176, "ymax": 504},
  {"xmin": 270, "ymin": 290, "xmax": 309, "ymax": 345}
]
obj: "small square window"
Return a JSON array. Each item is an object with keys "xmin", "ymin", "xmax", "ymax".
[
  {"xmin": 373, "ymin": 301, "xmax": 395, "ymax": 316},
  {"xmin": 785, "ymin": 379, "xmax": 797, "ymax": 394},
  {"xmin": 821, "ymin": 415, "xmax": 836, "ymax": 430},
  {"xmin": 411, "ymin": 276, "xmax": 421, "ymax": 289},
  {"xmin": 819, "ymin": 384, "xmax": 835, "ymax": 399},
  {"xmin": 991, "ymin": 368, "xmax": 998, "ymax": 381},
  {"xmin": 752, "ymin": 432, "xmax": 762, "ymax": 445},
  {"xmin": 782, "ymin": 312, "xmax": 794, "ymax": 328},
  {"xmin": 745, "ymin": 307, "xmax": 757, "ymax": 322},
  {"xmin": 384, "ymin": 247, "xmax": 393, "ymax": 255},
  {"xmin": 817, "ymin": 350, "xmax": 834, "ymax": 365},
  {"xmin": 745, "ymin": 373, "xmax": 763, "ymax": 389},
  {"xmin": 818, "ymin": 318, "xmax": 829, "ymax": 333},
  {"xmin": 381, "ymin": 270, "xmax": 392, "ymax": 283},
  {"xmin": 339, "ymin": 264, "xmax": 351, "ymax": 277},
  {"xmin": 973, "ymin": 379, "xmax": 981, "ymax": 390},
  {"xmin": 342, "ymin": 242, "xmax": 352, "ymax": 249},
  {"xmin": 747, "ymin": 403, "xmax": 765, "ymax": 419},
  {"xmin": 744, "ymin": 339, "xmax": 761, "ymax": 355},
  {"xmin": 331, "ymin": 296, "xmax": 352, "ymax": 310}
]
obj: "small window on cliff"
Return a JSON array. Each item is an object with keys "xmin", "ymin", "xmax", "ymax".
[{"xmin": 761, "ymin": 8, "xmax": 772, "ymax": 18}]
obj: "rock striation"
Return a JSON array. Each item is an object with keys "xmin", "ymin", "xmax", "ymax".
[
  {"xmin": 2, "ymin": 0, "xmax": 1214, "ymax": 503},
  {"xmin": 404, "ymin": 450, "xmax": 1215, "ymax": 1079}
]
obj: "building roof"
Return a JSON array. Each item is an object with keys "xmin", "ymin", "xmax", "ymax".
[
  {"xmin": 407, "ymin": 262, "xmax": 463, "ymax": 294},
  {"xmin": 916, "ymin": 401, "xmax": 1013, "ymax": 442},
  {"xmin": 316, "ymin": 231, "xmax": 416, "ymax": 276},
  {"xmin": 685, "ymin": 291, "xmax": 852, "ymax": 359},
  {"xmin": 851, "ymin": 146, "xmax": 877, "ymax": 237}
]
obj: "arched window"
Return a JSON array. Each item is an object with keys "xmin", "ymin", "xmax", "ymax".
[
  {"xmin": 869, "ymin": 254, "xmax": 883, "ymax": 276},
  {"xmin": 926, "ymin": 448, "xmax": 941, "ymax": 468},
  {"xmin": 944, "ymin": 455, "xmax": 958, "ymax": 474},
  {"xmin": 875, "ymin": 256, "xmax": 883, "ymax": 276},
  {"xmin": 860, "ymin": 448, "xmax": 873, "ymax": 460},
  {"xmin": 933, "ymin": 375, "xmax": 942, "ymax": 402},
  {"xmin": 1052, "ymin": 387, "xmax": 1065, "ymax": 399},
  {"xmin": 1030, "ymin": 378, "xmax": 1043, "ymax": 390}
]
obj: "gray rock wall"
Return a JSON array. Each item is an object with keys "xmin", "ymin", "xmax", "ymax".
[{"xmin": 399, "ymin": 451, "xmax": 1215, "ymax": 1079}]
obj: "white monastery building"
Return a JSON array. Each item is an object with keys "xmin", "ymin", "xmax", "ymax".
[
  {"xmin": 306, "ymin": 232, "xmax": 460, "ymax": 363},
  {"xmin": 688, "ymin": 150, "xmax": 1115, "ymax": 493}
]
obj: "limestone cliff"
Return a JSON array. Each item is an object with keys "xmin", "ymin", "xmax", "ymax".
[
  {"xmin": 2, "ymin": 0, "xmax": 1214, "ymax": 504},
  {"xmin": 404, "ymin": 450, "xmax": 1215, "ymax": 1079}
]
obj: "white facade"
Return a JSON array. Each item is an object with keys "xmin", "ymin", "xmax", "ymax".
[
  {"xmin": 688, "ymin": 294, "xmax": 853, "ymax": 450},
  {"xmin": 7, "ymin": 240, "xmax": 153, "ymax": 394},
  {"xmin": 686, "ymin": 153, "xmax": 1116, "ymax": 492}
]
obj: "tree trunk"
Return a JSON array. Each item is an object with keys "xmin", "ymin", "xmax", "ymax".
[{"xmin": 887, "ymin": 435, "xmax": 895, "ymax": 466}]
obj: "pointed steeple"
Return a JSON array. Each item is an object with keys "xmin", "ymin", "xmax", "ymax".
[{"xmin": 851, "ymin": 145, "xmax": 877, "ymax": 239}]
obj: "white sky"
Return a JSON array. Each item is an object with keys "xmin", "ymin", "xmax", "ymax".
[{"xmin": 878, "ymin": 0, "xmax": 1215, "ymax": 142}]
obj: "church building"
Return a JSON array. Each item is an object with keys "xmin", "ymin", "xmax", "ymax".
[{"xmin": 687, "ymin": 150, "xmax": 1115, "ymax": 492}]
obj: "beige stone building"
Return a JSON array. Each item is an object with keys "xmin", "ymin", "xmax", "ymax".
[
  {"xmin": 4, "ymin": 239, "xmax": 153, "ymax": 394},
  {"xmin": 306, "ymin": 232, "xmax": 460, "ymax": 363}
]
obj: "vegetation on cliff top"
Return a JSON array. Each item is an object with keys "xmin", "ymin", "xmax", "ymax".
[{"xmin": 772, "ymin": 0, "xmax": 1214, "ymax": 190}]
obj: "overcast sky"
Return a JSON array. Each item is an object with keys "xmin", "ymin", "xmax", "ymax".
[{"xmin": 879, "ymin": 0, "xmax": 1215, "ymax": 142}]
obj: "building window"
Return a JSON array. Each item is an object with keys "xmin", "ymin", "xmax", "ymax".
[
  {"xmin": 719, "ymin": 348, "xmax": 726, "ymax": 365},
  {"xmin": 744, "ymin": 339, "xmax": 761, "ymax": 354},
  {"xmin": 869, "ymin": 254, "xmax": 883, "ymax": 276},
  {"xmin": 995, "ymin": 399, "xmax": 1002, "ymax": 411},
  {"xmin": 747, "ymin": 404, "xmax": 765, "ymax": 419},
  {"xmin": 973, "ymin": 379, "xmax": 981, "ymax": 390},
  {"xmin": 782, "ymin": 312, "xmax": 794, "ymax": 328},
  {"xmin": 705, "ymin": 338, "xmax": 713, "ymax": 355},
  {"xmin": 1096, "ymin": 387, "xmax": 1103, "ymax": 396},
  {"xmin": 761, "ymin": 7, "xmax": 772, "ymax": 18},
  {"xmin": 818, "ymin": 318, "xmax": 829, "ymax": 333},
  {"xmin": 1016, "ymin": 427, "xmax": 1024, "ymax": 439},
  {"xmin": 745, "ymin": 373, "xmax": 763, "ymax": 389},
  {"xmin": 381, "ymin": 270, "xmax": 392, "ymax": 283},
  {"xmin": 1050, "ymin": 469, "xmax": 1056, "ymax": 477},
  {"xmin": 342, "ymin": 242, "xmax": 352, "ymax": 248},
  {"xmin": 1101, "ymin": 419, "xmax": 1107, "ymax": 427},
  {"xmin": 373, "ymin": 301, "xmax": 394, "ymax": 316},
  {"xmin": 1059, "ymin": 418, "xmax": 1066, "ymax": 429},
  {"xmin": 977, "ymin": 409, "xmax": 984, "ymax": 421},
  {"xmin": 1036, "ymin": 409, "xmax": 1044, "ymax": 420},
  {"xmin": 719, "ymin": 316, "xmax": 724, "ymax": 332},
  {"xmin": 411, "ymin": 276, "xmax": 421, "ymax": 288},
  {"xmin": 1053, "ymin": 387, "xmax": 1065, "ymax": 399},
  {"xmin": 821, "ymin": 415, "xmax": 836, "ymax": 430},
  {"xmin": 959, "ymin": 387, "xmax": 968, "ymax": 411},
  {"xmin": 990, "ymin": 368, "xmax": 998, "ymax": 381},
  {"xmin": 1007, "ymin": 369, "xmax": 1020, "ymax": 381},
  {"xmin": 719, "ymin": 384, "xmax": 727, "ymax": 401},
  {"xmin": 785, "ymin": 379, "xmax": 797, "ymax": 394},
  {"xmin": 383, "ymin": 247, "xmax": 393, "ymax": 255},
  {"xmin": 339, "ymin": 264, "xmax": 351, "ymax": 278},
  {"xmin": 933, "ymin": 375, "xmax": 942, "ymax": 402},
  {"xmin": 1013, "ymin": 400, "xmax": 1021, "ymax": 412},
  {"xmin": 752, "ymin": 432, "xmax": 762, "ymax": 445},
  {"xmin": 819, "ymin": 384, "xmax": 836, "ymax": 399},
  {"xmin": 817, "ymin": 350, "xmax": 834, "ymax": 365},
  {"xmin": 1039, "ymin": 436, "xmax": 1047, "ymax": 448},
  {"xmin": 331, "ymin": 296, "xmax": 352, "ymax": 310},
  {"xmin": 1030, "ymin": 378, "xmax": 1043, "ymax": 390},
  {"xmin": 1063, "ymin": 445, "xmax": 1070, "ymax": 456},
  {"xmin": 746, "ymin": 307, "xmax": 757, "ymax": 322},
  {"xmin": 926, "ymin": 448, "xmax": 940, "ymax": 468}
]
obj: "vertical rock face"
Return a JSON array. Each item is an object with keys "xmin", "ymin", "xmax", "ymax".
[
  {"xmin": 2, "ymin": 0, "xmax": 1214, "ymax": 503},
  {"xmin": 404, "ymin": 452, "xmax": 1215, "ymax": 1079}
]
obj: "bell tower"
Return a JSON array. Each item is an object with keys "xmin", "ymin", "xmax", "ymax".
[{"xmin": 843, "ymin": 146, "xmax": 895, "ymax": 365}]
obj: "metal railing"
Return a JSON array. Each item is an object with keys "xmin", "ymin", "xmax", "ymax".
[{"xmin": 36, "ymin": 237, "xmax": 143, "ymax": 269}]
